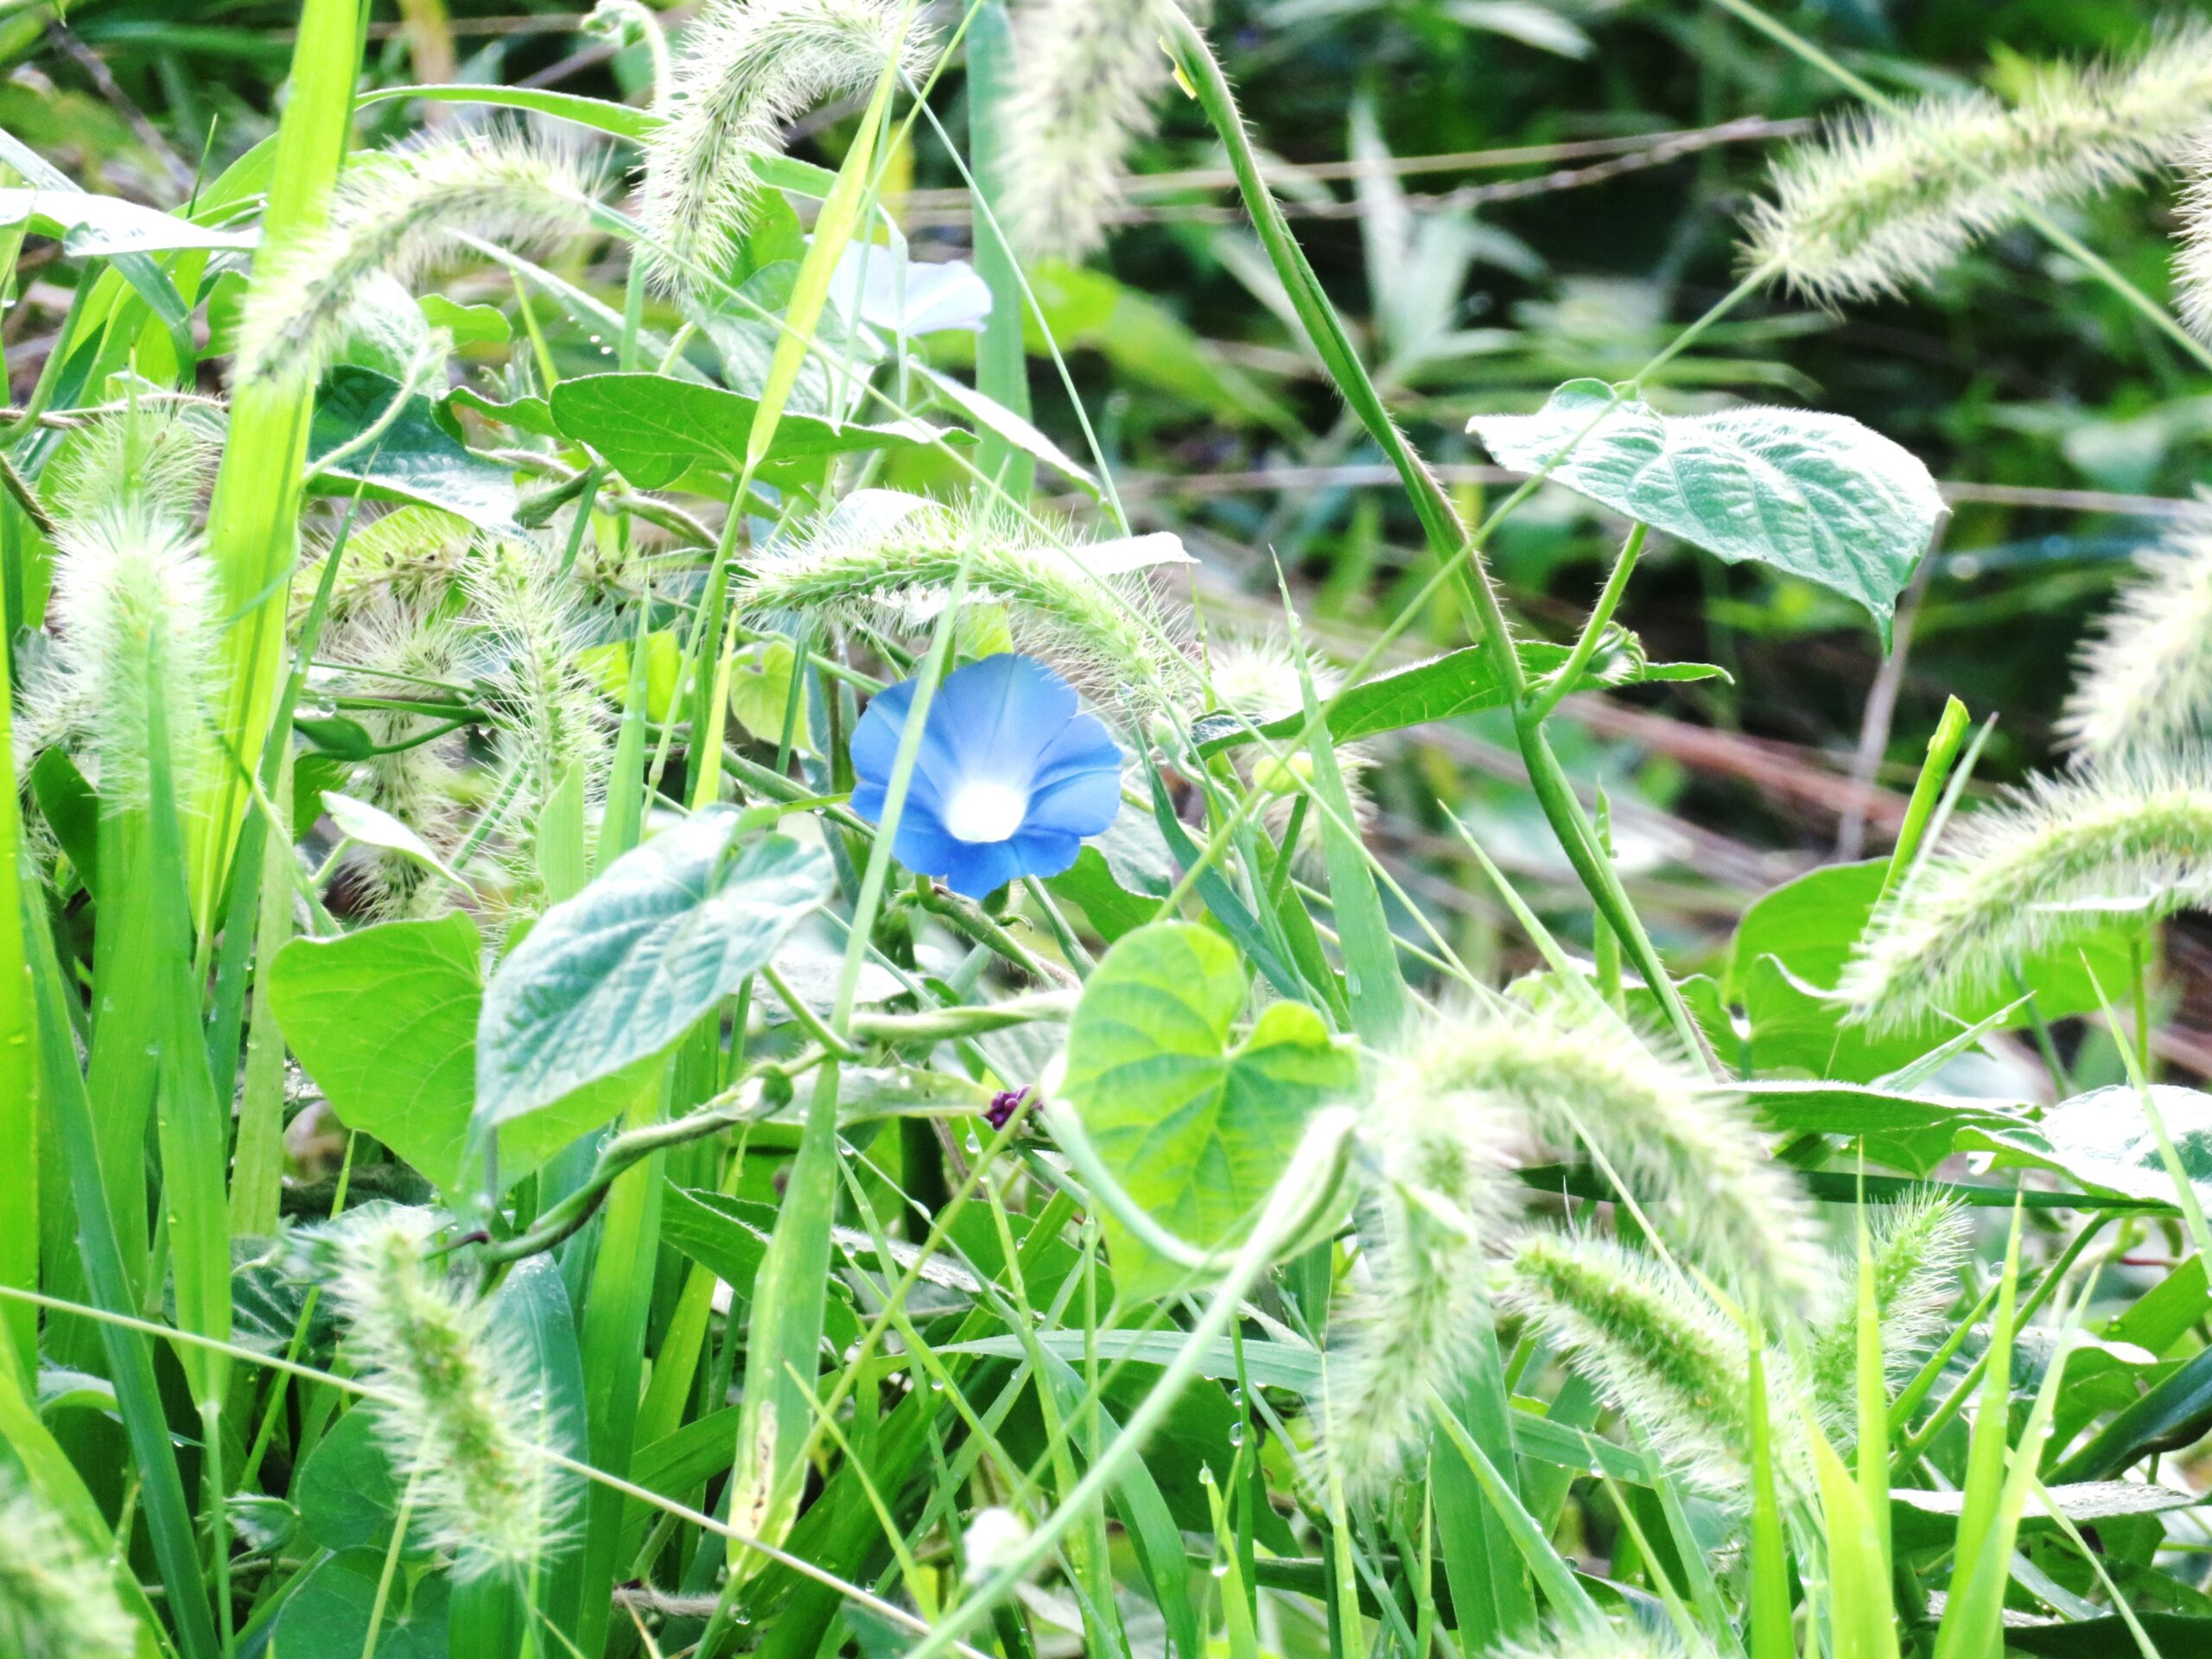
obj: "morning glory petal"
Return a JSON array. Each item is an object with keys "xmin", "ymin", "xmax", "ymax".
[{"xmin": 849, "ymin": 652, "xmax": 1123, "ymax": 896}]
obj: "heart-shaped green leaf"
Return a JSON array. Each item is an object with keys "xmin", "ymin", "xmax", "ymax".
[
  {"xmin": 1469, "ymin": 378, "xmax": 1945, "ymax": 643},
  {"xmin": 1058, "ymin": 921, "xmax": 1357, "ymax": 1300},
  {"xmin": 475, "ymin": 808, "xmax": 832, "ymax": 1135}
]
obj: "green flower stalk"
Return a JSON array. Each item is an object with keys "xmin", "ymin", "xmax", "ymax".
[
  {"xmin": 1741, "ymin": 22, "xmax": 2212, "ymax": 303},
  {"xmin": 1409, "ymin": 1005, "xmax": 1823, "ymax": 1309},
  {"xmin": 0, "ymin": 1472, "xmax": 136, "ymax": 1659},
  {"xmin": 1504, "ymin": 1232, "xmax": 1783, "ymax": 1498},
  {"xmin": 735, "ymin": 488, "xmax": 1191, "ymax": 702},
  {"xmin": 1001, "ymin": 0, "xmax": 1196, "ymax": 260},
  {"xmin": 2061, "ymin": 513, "xmax": 2212, "ymax": 764},
  {"xmin": 638, "ymin": 0, "xmax": 931, "ymax": 292},
  {"xmin": 1841, "ymin": 756, "xmax": 2212, "ymax": 1032},
  {"xmin": 327, "ymin": 1209, "xmax": 567, "ymax": 1580},
  {"xmin": 1322, "ymin": 1041, "xmax": 1518, "ymax": 1495},
  {"xmin": 237, "ymin": 131, "xmax": 604, "ymax": 386}
]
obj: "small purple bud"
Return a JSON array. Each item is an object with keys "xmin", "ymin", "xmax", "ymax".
[{"xmin": 984, "ymin": 1086, "xmax": 1032, "ymax": 1132}]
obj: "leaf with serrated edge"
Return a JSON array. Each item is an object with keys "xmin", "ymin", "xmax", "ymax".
[{"xmin": 1470, "ymin": 378, "xmax": 1944, "ymax": 643}]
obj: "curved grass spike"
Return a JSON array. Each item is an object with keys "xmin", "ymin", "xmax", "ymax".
[
  {"xmin": 1000, "ymin": 0, "xmax": 1196, "ymax": 261},
  {"xmin": 190, "ymin": 0, "xmax": 372, "ymax": 934},
  {"xmin": 1321, "ymin": 1040, "xmax": 1517, "ymax": 1496},
  {"xmin": 2061, "ymin": 513, "xmax": 2212, "ymax": 765},
  {"xmin": 1158, "ymin": 9, "xmax": 1713, "ymax": 1069},
  {"xmin": 735, "ymin": 488, "xmax": 1189, "ymax": 702},
  {"xmin": 1740, "ymin": 21, "xmax": 2212, "ymax": 304},
  {"xmin": 236, "ymin": 130, "xmax": 606, "ymax": 387},
  {"xmin": 638, "ymin": 0, "xmax": 933, "ymax": 293},
  {"xmin": 327, "ymin": 1209, "xmax": 569, "ymax": 1579},
  {"xmin": 2183, "ymin": 129, "xmax": 2212, "ymax": 342},
  {"xmin": 1418, "ymin": 1004, "xmax": 1824, "ymax": 1308},
  {"xmin": 0, "ymin": 1470, "xmax": 137, "ymax": 1659},
  {"xmin": 1840, "ymin": 755, "xmax": 2212, "ymax": 1032}
]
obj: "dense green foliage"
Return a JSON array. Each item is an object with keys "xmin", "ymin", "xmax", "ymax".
[{"xmin": 0, "ymin": 3, "xmax": 2209, "ymax": 1658}]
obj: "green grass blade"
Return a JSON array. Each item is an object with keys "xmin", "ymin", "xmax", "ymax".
[
  {"xmin": 1745, "ymin": 1331, "xmax": 1794, "ymax": 1659},
  {"xmin": 964, "ymin": 0, "xmax": 1034, "ymax": 503},
  {"xmin": 0, "ymin": 596, "xmax": 36, "ymax": 1377}
]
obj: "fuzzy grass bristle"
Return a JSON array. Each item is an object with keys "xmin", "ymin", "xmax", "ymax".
[
  {"xmin": 639, "ymin": 0, "xmax": 932, "ymax": 292},
  {"xmin": 1001, "ymin": 0, "xmax": 1193, "ymax": 262},
  {"xmin": 2181, "ymin": 127, "xmax": 2212, "ymax": 340},
  {"xmin": 469, "ymin": 541, "xmax": 611, "ymax": 853},
  {"xmin": 0, "ymin": 1471, "xmax": 136, "ymax": 1659},
  {"xmin": 237, "ymin": 130, "xmax": 603, "ymax": 385},
  {"xmin": 1321, "ymin": 1046, "xmax": 1519, "ymax": 1497},
  {"xmin": 1807, "ymin": 1198, "xmax": 1969, "ymax": 1420},
  {"xmin": 1503, "ymin": 1232, "xmax": 1769, "ymax": 1498},
  {"xmin": 2061, "ymin": 512, "xmax": 2212, "ymax": 764},
  {"xmin": 43, "ymin": 401, "xmax": 219, "ymax": 535},
  {"xmin": 1205, "ymin": 635, "xmax": 1375, "ymax": 852},
  {"xmin": 1741, "ymin": 22, "xmax": 2212, "ymax": 303},
  {"xmin": 326, "ymin": 1209, "xmax": 568, "ymax": 1580},
  {"xmin": 735, "ymin": 487, "xmax": 1191, "ymax": 703},
  {"xmin": 1840, "ymin": 755, "xmax": 2212, "ymax": 1033},
  {"xmin": 1404, "ymin": 1004, "xmax": 1824, "ymax": 1311},
  {"xmin": 27, "ymin": 511, "xmax": 219, "ymax": 808}
]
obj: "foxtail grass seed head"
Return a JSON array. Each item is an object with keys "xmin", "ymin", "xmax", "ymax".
[
  {"xmin": 1322, "ymin": 1034, "xmax": 1520, "ymax": 1497},
  {"xmin": 1410, "ymin": 1005, "xmax": 1824, "ymax": 1311},
  {"xmin": 639, "ymin": 0, "xmax": 932, "ymax": 292},
  {"xmin": 1741, "ymin": 22, "xmax": 2212, "ymax": 303},
  {"xmin": 470, "ymin": 540, "xmax": 611, "ymax": 845},
  {"xmin": 1204, "ymin": 635, "xmax": 1375, "ymax": 852},
  {"xmin": 44, "ymin": 401, "xmax": 219, "ymax": 536},
  {"xmin": 2180, "ymin": 127, "xmax": 2212, "ymax": 340},
  {"xmin": 1808, "ymin": 1198, "xmax": 1969, "ymax": 1419},
  {"xmin": 330, "ymin": 597, "xmax": 467, "ymax": 919},
  {"xmin": 1505, "ymin": 1232, "xmax": 1768, "ymax": 1497},
  {"xmin": 736, "ymin": 488, "xmax": 1191, "ymax": 704},
  {"xmin": 1840, "ymin": 754, "xmax": 2212, "ymax": 1032},
  {"xmin": 0, "ymin": 1472, "xmax": 135, "ymax": 1659},
  {"xmin": 1001, "ymin": 0, "xmax": 1194, "ymax": 261},
  {"xmin": 2061, "ymin": 512, "xmax": 2212, "ymax": 765},
  {"xmin": 238, "ymin": 131, "xmax": 602, "ymax": 385},
  {"xmin": 29, "ymin": 511, "xmax": 219, "ymax": 808},
  {"xmin": 326, "ymin": 1209, "xmax": 566, "ymax": 1579}
]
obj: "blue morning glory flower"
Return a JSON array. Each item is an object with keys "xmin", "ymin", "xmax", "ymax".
[{"xmin": 850, "ymin": 653, "xmax": 1122, "ymax": 899}]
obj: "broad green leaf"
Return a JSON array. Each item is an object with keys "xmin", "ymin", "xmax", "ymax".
[
  {"xmin": 475, "ymin": 808, "xmax": 832, "ymax": 1132},
  {"xmin": 308, "ymin": 366, "xmax": 523, "ymax": 535},
  {"xmin": 1469, "ymin": 378, "xmax": 1945, "ymax": 641},
  {"xmin": 1971, "ymin": 1084, "xmax": 2212, "ymax": 1207},
  {"xmin": 0, "ymin": 186, "xmax": 257, "ymax": 254},
  {"xmin": 2053, "ymin": 1344, "xmax": 2212, "ymax": 1482},
  {"xmin": 270, "ymin": 1547, "xmax": 450, "ymax": 1659},
  {"xmin": 268, "ymin": 913, "xmax": 642, "ymax": 1193},
  {"xmin": 727, "ymin": 636, "xmax": 811, "ymax": 750},
  {"xmin": 1728, "ymin": 861, "xmax": 2137, "ymax": 1082},
  {"xmin": 1191, "ymin": 633, "xmax": 1721, "ymax": 756},
  {"xmin": 294, "ymin": 1406, "xmax": 422, "ymax": 1556},
  {"xmin": 548, "ymin": 371, "xmax": 966, "ymax": 491},
  {"xmin": 1045, "ymin": 809, "xmax": 1177, "ymax": 943},
  {"xmin": 1058, "ymin": 921, "xmax": 1357, "ymax": 1300}
]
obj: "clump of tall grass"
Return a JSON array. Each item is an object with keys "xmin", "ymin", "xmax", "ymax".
[
  {"xmin": 0, "ymin": 1472, "xmax": 136, "ymax": 1659},
  {"xmin": 1001, "ymin": 0, "xmax": 1196, "ymax": 260},
  {"xmin": 639, "ymin": 0, "xmax": 932, "ymax": 291},
  {"xmin": 734, "ymin": 488, "xmax": 1190, "ymax": 702},
  {"xmin": 325, "ymin": 1208, "xmax": 568, "ymax": 1579},
  {"xmin": 237, "ymin": 130, "xmax": 604, "ymax": 385},
  {"xmin": 2061, "ymin": 512, "xmax": 2212, "ymax": 764},
  {"xmin": 1741, "ymin": 22, "xmax": 2212, "ymax": 302},
  {"xmin": 1840, "ymin": 754, "xmax": 2212, "ymax": 1031}
]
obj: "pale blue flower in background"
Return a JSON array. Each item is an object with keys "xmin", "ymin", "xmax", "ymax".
[
  {"xmin": 851, "ymin": 653, "xmax": 1122, "ymax": 898},
  {"xmin": 828, "ymin": 238, "xmax": 993, "ymax": 338}
]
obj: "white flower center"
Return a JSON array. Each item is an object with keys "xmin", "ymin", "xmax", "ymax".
[{"xmin": 942, "ymin": 778, "xmax": 1028, "ymax": 844}]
